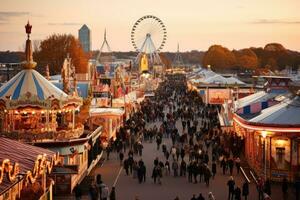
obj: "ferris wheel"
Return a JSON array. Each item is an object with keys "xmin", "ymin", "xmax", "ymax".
[{"xmin": 131, "ymin": 15, "xmax": 167, "ymax": 54}]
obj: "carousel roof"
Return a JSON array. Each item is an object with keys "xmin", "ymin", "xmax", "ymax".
[
  {"xmin": 249, "ymin": 96, "xmax": 300, "ymax": 125},
  {"xmin": 0, "ymin": 69, "xmax": 68, "ymax": 101}
]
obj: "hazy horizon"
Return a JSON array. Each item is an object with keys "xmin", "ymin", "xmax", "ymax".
[{"xmin": 0, "ymin": 0, "xmax": 299, "ymax": 52}]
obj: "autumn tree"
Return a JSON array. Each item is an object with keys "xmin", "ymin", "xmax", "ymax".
[
  {"xmin": 34, "ymin": 34, "xmax": 88, "ymax": 74},
  {"xmin": 202, "ymin": 45, "xmax": 236, "ymax": 70},
  {"xmin": 233, "ymin": 48, "xmax": 259, "ymax": 69}
]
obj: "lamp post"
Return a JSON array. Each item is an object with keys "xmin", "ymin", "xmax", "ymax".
[{"xmin": 261, "ymin": 131, "xmax": 267, "ymax": 180}]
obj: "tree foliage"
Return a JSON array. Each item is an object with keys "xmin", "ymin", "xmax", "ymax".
[
  {"xmin": 202, "ymin": 45, "xmax": 236, "ymax": 70},
  {"xmin": 202, "ymin": 43, "xmax": 300, "ymax": 71},
  {"xmin": 233, "ymin": 48, "xmax": 258, "ymax": 69},
  {"xmin": 34, "ymin": 34, "xmax": 88, "ymax": 74}
]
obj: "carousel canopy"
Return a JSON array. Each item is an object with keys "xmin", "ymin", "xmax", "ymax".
[
  {"xmin": 249, "ymin": 95, "xmax": 300, "ymax": 125},
  {"xmin": 0, "ymin": 69, "xmax": 68, "ymax": 101}
]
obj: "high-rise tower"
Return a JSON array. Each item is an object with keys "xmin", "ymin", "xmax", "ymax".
[{"xmin": 78, "ymin": 24, "xmax": 91, "ymax": 52}]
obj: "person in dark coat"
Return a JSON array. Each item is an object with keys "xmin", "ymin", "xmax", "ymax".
[
  {"xmin": 119, "ymin": 151, "xmax": 124, "ymax": 166},
  {"xmin": 204, "ymin": 167, "xmax": 212, "ymax": 186},
  {"xmin": 89, "ymin": 183, "xmax": 98, "ymax": 200},
  {"xmin": 242, "ymin": 181, "xmax": 249, "ymax": 200},
  {"xmin": 264, "ymin": 179, "xmax": 271, "ymax": 196},
  {"xmin": 221, "ymin": 158, "xmax": 227, "ymax": 175},
  {"xmin": 227, "ymin": 176, "xmax": 235, "ymax": 200},
  {"xmin": 123, "ymin": 159, "xmax": 129, "ymax": 175},
  {"xmin": 234, "ymin": 186, "xmax": 241, "ymax": 200},
  {"xmin": 187, "ymin": 162, "xmax": 193, "ymax": 182},
  {"xmin": 212, "ymin": 161, "xmax": 217, "ymax": 179},
  {"xmin": 281, "ymin": 177, "xmax": 288, "ymax": 199},
  {"xmin": 180, "ymin": 160, "xmax": 187, "ymax": 176},
  {"xmin": 197, "ymin": 193, "xmax": 205, "ymax": 200},
  {"xmin": 228, "ymin": 158, "xmax": 234, "ymax": 176},
  {"xmin": 109, "ymin": 187, "xmax": 116, "ymax": 200}
]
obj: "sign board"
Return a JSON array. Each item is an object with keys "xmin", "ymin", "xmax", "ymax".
[{"xmin": 208, "ymin": 89, "xmax": 231, "ymax": 104}]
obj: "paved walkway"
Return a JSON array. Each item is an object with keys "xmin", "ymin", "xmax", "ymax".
[
  {"xmin": 59, "ymin": 99, "xmax": 295, "ymax": 200},
  {"xmin": 89, "ymin": 116, "xmax": 258, "ymax": 200}
]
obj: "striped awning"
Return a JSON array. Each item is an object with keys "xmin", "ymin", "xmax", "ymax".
[{"xmin": 0, "ymin": 69, "xmax": 68, "ymax": 101}]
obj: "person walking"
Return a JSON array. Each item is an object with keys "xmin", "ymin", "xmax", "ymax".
[
  {"xmin": 119, "ymin": 151, "xmax": 124, "ymax": 166},
  {"xmin": 242, "ymin": 181, "xmax": 249, "ymax": 200},
  {"xmin": 123, "ymin": 158, "xmax": 129, "ymax": 175},
  {"xmin": 227, "ymin": 176, "xmax": 235, "ymax": 200},
  {"xmin": 234, "ymin": 186, "xmax": 241, "ymax": 200},
  {"xmin": 109, "ymin": 187, "xmax": 116, "ymax": 200},
  {"xmin": 197, "ymin": 193, "xmax": 205, "ymax": 200},
  {"xmin": 101, "ymin": 184, "xmax": 109, "ymax": 200},
  {"xmin": 172, "ymin": 160, "xmax": 179, "ymax": 177},
  {"xmin": 228, "ymin": 158, "xmax": 234, "ymax": 176},
  {"xmin": 187, "ymin": 162, "xmax": 193, "ymax": 182},
  {"xmin": 88, "ymin": 182, "xmax": 98, "ymax": 200},
  {"xmin": 257, "ymin": 177, "xmax": 265, "ymax": 200},
  {"xmin": 204, "ymin": 168, "xmax": 211, "ymax": 187},
  {"xmin": 281, "ymin": 177, "xmax": 288, "ymax": 199},
  {"xmin": 180, "ymin": 160, "xmax": 187, "ymax": 177},
  {"xmin": 212, "ymin": 161, "xmax": 217, "ymax": 179},
  {"xmin": 235, "ymin": 157, "xmax": 241, "ymax": 174},
  {"xmin": 156, "ymin": 135, "xmax": 162, "ymax": 150},
  {"xmin": 221, "ymin": 158, "xmax": 227, "ymax": 175},
  {"xmin": 264, "ymin": 179, "xmax": 271, "ymax": 196}
]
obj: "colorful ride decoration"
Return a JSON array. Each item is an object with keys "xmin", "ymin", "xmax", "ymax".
[{"xmin": 0, "ymin": 21, "xmax": 82, "ymax": 135}]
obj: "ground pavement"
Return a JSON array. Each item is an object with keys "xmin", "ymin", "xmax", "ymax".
[{"xmin": 89, "ymin": 117, "xmax": 258, "ymax": 200}]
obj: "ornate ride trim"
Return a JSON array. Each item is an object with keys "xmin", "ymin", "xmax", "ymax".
[
  {"xmin": 0, "ymin": 159, "xmax": 20, "ymax": 184},
  {"xmin": 0, "ymin": 153, "xmax": 59, "ymax": 186}
]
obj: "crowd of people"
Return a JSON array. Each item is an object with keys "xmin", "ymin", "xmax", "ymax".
[{"xmin": 74, "ymin": 74, "xmax": 295, "ymax": 200}]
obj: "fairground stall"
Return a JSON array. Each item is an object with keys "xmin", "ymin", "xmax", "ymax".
[
  {"xmin": 0, "ymin": 137, "xmax": 59, "ymax": 200},
  {"xmin": 233, "ymin": 93, "xmax": 300, "ymax": 182}
]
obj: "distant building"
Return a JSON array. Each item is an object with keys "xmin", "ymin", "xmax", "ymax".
[{"xmin": 78, "ymin": 24, "xmax": 91, "ymax": 52}]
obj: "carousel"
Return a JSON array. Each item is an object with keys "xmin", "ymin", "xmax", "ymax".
[
  {"xmin": 0, "ymin": 22, "xmax": 83, "ymax": 141},
  {"xmin": 0, "ymin": 22, "xmax": 103, "ymax": 196}
]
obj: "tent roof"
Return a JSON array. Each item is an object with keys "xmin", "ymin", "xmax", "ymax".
[
  {"xmin": 249, "ymin": 96, "xmax": 300, "ymax": 125},
  {"xmin": 0, "ymin": 69, "xmax": 68, "ymax": 101}
]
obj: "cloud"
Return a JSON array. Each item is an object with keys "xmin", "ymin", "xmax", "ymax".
[
  {"xmin": 0, "ymin": 11, "xmax": 30, "ymax": 22},
  {"xmin": 251, "ymin": 19, "xmax": 300, "ymax": 24},
  {"xmin": 47, "ymin": 22, "xmax": 82, "ymax": 26}
]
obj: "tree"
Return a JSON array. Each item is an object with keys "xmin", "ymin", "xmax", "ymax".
[
  {"xmin": 34, "ymin": 34, "xmax": 88, "ymax": 74},
  {"xmin": 202, "ymin": 45, "xmax": 236, "ymax": 70},
  {"xmin": 233, "ymin": 48, "xmax": 259, "ymax": 69}
]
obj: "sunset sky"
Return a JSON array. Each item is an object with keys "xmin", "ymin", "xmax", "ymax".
[{"xmin": 0, "ymin": 0, "xmax": 299, "ymax": 52}]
